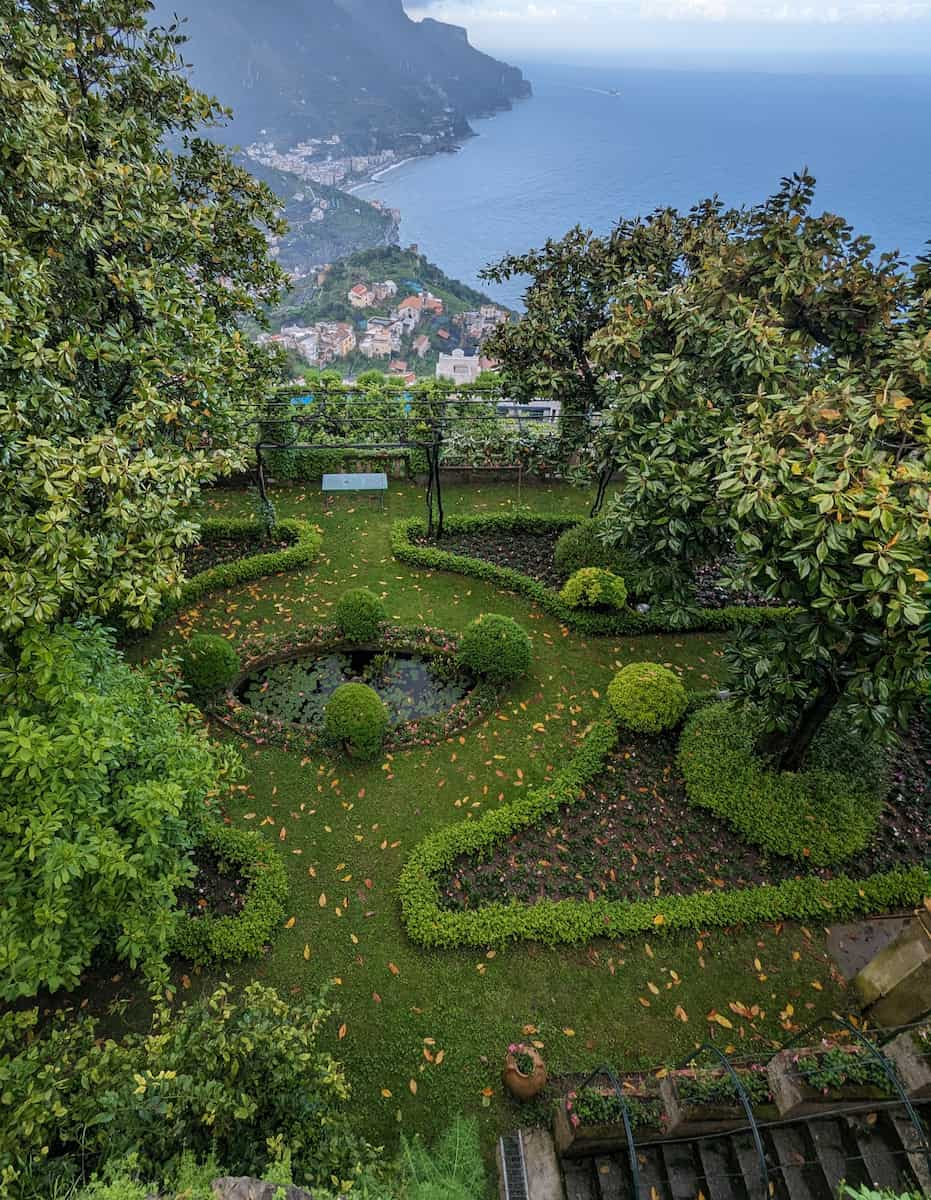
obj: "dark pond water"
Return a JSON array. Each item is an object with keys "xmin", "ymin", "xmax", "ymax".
[{"xmin": 237, "ymin": 648, "xmax": 473, "ymax": 729}]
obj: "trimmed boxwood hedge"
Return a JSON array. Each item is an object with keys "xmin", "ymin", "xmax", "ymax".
[
  {"xmin": 171, "ymin": 821, "xmax": 289, "ymax": 964},
  {"xmin": 391, "ymin": 514, "xmax": 790, "ymax": 636},
  {"xmin": 678, "ymin": 703, "xmax": 886, "ymax": 866},
  {"xmin": 153, "ymin": 517, "xmax": 323, "ymax": 625},
  {"xmin": 397, "ymin": 708, "xmax": 929, "ymax": 949}
]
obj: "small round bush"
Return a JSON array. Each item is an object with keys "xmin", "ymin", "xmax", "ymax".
[
  {"xmin": 179, "ymin": 633, "xmax": 240, "ymax": 702},
  {"xmin": 333, "ymin": 588, "xmax": 385, "ymax": 642},
  {"xmin": 554, "ymin": 520, "xmax": 629, "ymax": 577},
  {"xmin": 325, "ymin": 683, "xmax": 388, "ymax": 758},
  {"xmin": 458, "ymin": 614, "xmax": 532, "ymax": 684},
  {"xmin": 607, "ymin": 662, "xmax": 688, "ymax": 733},
  {"xmin": 560, "ymin": 567, "xmax": 628, "ymax": 611}
]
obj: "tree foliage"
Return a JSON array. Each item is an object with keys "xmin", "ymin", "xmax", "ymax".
[
  {"xmin": 0, "ymin": 0, "xmax": 286, "ymax": 633},
  {"xmin": 494, "ymin": 172, "xmax": 929, "ymax": 765},
  {"xmin": 0, "ymin": 982, "xmax": 372, "ymax": 1197},
  {"xmin": 0, "ymin": 622, "xmax": 240, "ymax": 999}
]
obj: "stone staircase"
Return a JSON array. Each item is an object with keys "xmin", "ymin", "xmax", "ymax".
[{"xmin": 503, "ymin": 1104, "xmax": 931, "ymax": 1200}]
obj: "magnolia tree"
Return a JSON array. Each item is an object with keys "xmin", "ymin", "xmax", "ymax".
[
  {"xmin": 719, "ymin": 381, "xmax": 929, "ymax": 769},
  {"xmin": 494, "ymin": 173, "xmax": 929, "ymax": 766},
  {"xmin": 0, "ymin": 0, "xmax": 286, "ymax": 635}
]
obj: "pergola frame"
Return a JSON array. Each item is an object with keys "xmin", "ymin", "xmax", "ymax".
[{"xmin": 238, "ymin": 381, "xmax": 602, "ymax": 537}]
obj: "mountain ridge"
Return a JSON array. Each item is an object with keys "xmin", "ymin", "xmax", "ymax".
[{"xmin": 150, "ymin": 0, "xmax": 531, "ymax": 147}]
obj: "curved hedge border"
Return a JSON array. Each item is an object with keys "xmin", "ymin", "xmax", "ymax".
[
  {"xmin": 398, "ymin": 710, "xmax": 930, "ymax": 948},
  {"xmin": 678, "ymin": 703, "xmax": 884, "ymax": 866},
  {"xmin": 154, "ymin": 517, "xmax": 323, "ymax": 625},
  {"xmin": 391, "ymin": 513, "xmax": 790, "ymax": 636},
  {"xmin": 171, "ymin": 820, "xmax": 289, "ymax": 963},
  {"xmin": 212, "ymin": 622, "xmax": 504, "ymax": 755}
]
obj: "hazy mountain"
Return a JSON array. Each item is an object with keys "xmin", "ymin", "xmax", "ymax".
[{"xmin": 150, "ymin": 0, "xmax": 531, "ymax": 147}]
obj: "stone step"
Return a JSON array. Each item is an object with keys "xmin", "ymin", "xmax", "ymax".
[
  {"xmin": 763, "ymin": 1126, "xmax": 824, "ymax": 1200},
  {"xmin": 593, "ymin": 1155, "xmax": 629, "ymax": 1200},
  {"xmin": 563, "ymin": 1158, "xmax": 596, "ymax": 1200},
  {"xmin": 659, "ymin": 1141, "xmax": 700, "ymax": 1200},
  {"xmin": 696, "ymin": 1137, "xmax": 742, "ymax": 1200},
  {"xmin": 847, "ymin": 1111, "xmax": 911, "ymax": 1194}
]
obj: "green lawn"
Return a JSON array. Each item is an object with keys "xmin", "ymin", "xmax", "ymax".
[{"xmin": 137, "ymin": 481, "xmax": 852, "ymax": 1159}]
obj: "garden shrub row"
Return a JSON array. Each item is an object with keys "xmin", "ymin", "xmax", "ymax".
[
  {"xmin": 391, "ymin": 514, "xmax": 790, "ymax": 635},
  {"xmin": 153, "ymin": 517, "xmax": 323, "ymax": 625},
  {"xmin": 397, "ymin": 709, "xmax": 929, "ymax": 948},
  {"xmin": 171, "ymin": 820, "xmax": 289, "ymax": 964},
  {"xmin": 678, "ymin": 703, "xmax": 886, "ymax": 865},
  {"xmin": 265, "ymin": 445, "xmax": 412, "ymax": 483}
]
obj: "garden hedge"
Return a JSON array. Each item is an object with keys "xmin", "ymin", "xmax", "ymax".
[
  {"xmin": 391, "ymin": 513, "xmax": 790, "ymax": 636},
  {"xmin": 397, "ymin": 708, "xmax": 929, "ymax": 948},
  {"xmin": 171, "ymin": 820, "xmax": 289, "ymax": 964},
  {"xmin": 153, "ymin": 517, "xmax": 323, "ymax": 625},
  {"xmin": 678, "ymin": 703, "xmax": 886, "ymax": 866}
]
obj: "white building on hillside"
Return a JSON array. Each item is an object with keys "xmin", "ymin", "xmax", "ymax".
[{"xmin": 436, "ymin": 349, "xmax": 481, "ymax": 385}]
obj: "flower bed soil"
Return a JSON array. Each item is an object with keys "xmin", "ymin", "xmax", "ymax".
[
  {"xmin": 440, "ymin": 716, "xmax": 931, "ymax": 911},
  {"xmin": 182, "ymin": 536, "xmax": 290, "ymax": 576},
  {"xmin": 176, "ymin": 847, "xmax": 247, "ymax": 919},
  {"xmin": 420, "ymin": 529, "xmax": 777, "ymax": 609}
]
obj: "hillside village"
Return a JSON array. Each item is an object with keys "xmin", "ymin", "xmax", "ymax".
[{"xmin": 262, "ymin": 262, "xmax": 509, "ymax": 381}]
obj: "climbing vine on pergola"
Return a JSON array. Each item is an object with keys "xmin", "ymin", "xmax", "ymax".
[{"xmin": 235, "ymin": 380, "xmax": 600, "ymax": 537}]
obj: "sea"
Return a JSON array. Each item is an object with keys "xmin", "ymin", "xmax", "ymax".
[{"xmin": 354, "ymin": 60, "xmax": 931, "ymax": 310}]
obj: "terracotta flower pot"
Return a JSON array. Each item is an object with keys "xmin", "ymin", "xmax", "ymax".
[{"xmin": 502, "ymin": 1046, "xmax": 547, "ymax": 1101}]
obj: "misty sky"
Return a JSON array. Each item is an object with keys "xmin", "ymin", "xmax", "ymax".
[{"xmin": 407, "ymin": 1, "xmax": 931, "ymax": 65}]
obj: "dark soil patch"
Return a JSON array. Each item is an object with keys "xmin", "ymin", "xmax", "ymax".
[
  {"xmin": 428, "ymin": 529, "xmax": 564, "ymax": 589},
  {"xmin": 183, "ymin": 536, "xmax": 289, "ymax": 576},
  {"xmin": 176, "ymin": 847, "xmax": 247, "ymax": 919},
  {"xmin": 440, "ymin": 715, "xmax": 930, "ymax": 911},
  {"xmin": 424, "ymin": 530, "xmax": 778, "ymax": 609}
]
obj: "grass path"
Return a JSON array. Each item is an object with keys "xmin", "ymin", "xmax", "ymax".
[{"xmin": 139, "ymin": 482, "xmax": 851, "ymax": 1157}]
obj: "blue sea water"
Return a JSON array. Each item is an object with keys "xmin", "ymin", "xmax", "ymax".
[{"xmin": 355, "ymin": 61, "xmax": 931, "ymax": 309}]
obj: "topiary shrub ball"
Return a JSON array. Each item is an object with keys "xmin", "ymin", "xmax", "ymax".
[
  {"xmin": 325, "ymin": 683, "xmax": 389, "ymax": 759},
  {"xmin": 333, "ymin": 587, "xmax": 385, "ymax": 643},
  {"xmin": 458, "ymin": 614, "xmax": 532, "ymax": 685},
  {"xmin": 607, "ymin": 662, "xmax": 688, "ymax": 733},
  {"xmin": 554, "ymin": 520, "xmax": 624, "ymax": 577},
  {"xmin": 560, "ymin": 567, "xmax": 628, "ymax": 612},
  {"xmin": 179, "ymin": 633, "xmax": 240, "ymax": 703}
]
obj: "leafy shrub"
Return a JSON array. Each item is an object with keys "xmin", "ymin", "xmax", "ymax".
[
  {"xmin": 397, "ymin": 707, "xmax": 927, "ymax": 949},
  {"xmin": 457, "ymin": 613, "xmax": 532, "ymax": 684},
  {"xmin": 560, "ymin": 568, "xmax": 628, "ymax": 611},
  {"xmin": 607, "ymin": 662, "xmax": 688, "ymax": 733},
  {"xmin": 567, "ymin": 1089, "xmax": 662, "ymax": 1130},
  {"xmin": 678, "ymin": 702, "xmax": 885, "ymax": 865},
  {"xmin": 333, "ymin": 587, "xmax": 386, "ymax": 642},
  {"xmin": 0, "ymin": 984, "xmax": 372, "ymax": 1198},
  {"xmin": 325, "ymin": 683, "xmax": 389, "ymax": 758},
  {"xmin": 795, "ymin": 1047, "xmax": 894, "ymax": 1095},
  {"xmin": 843, "ymin": 1186, "xmax": 923, "ymax": 1200},
  {"xmin": 393, "ymin": 514, "xmax": 790, "ymax": 637},
  {"xmin": 170, "ymin": 822, "xmax": 289, "ymax": 964},
  {"xmin": 677, "ymin": 1068, "xmax": 772, "ymax": 1107},
  {"xmin": 553, "ymin": 519, "xmax": 634, "ymax": 579},
  {"xmin": 179, "ymin": 633, "xmax": 240, "ymax": 703},
  {"xmin": 0, "ymin": 622, "xmax": 240, "ymax": 1001}
]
